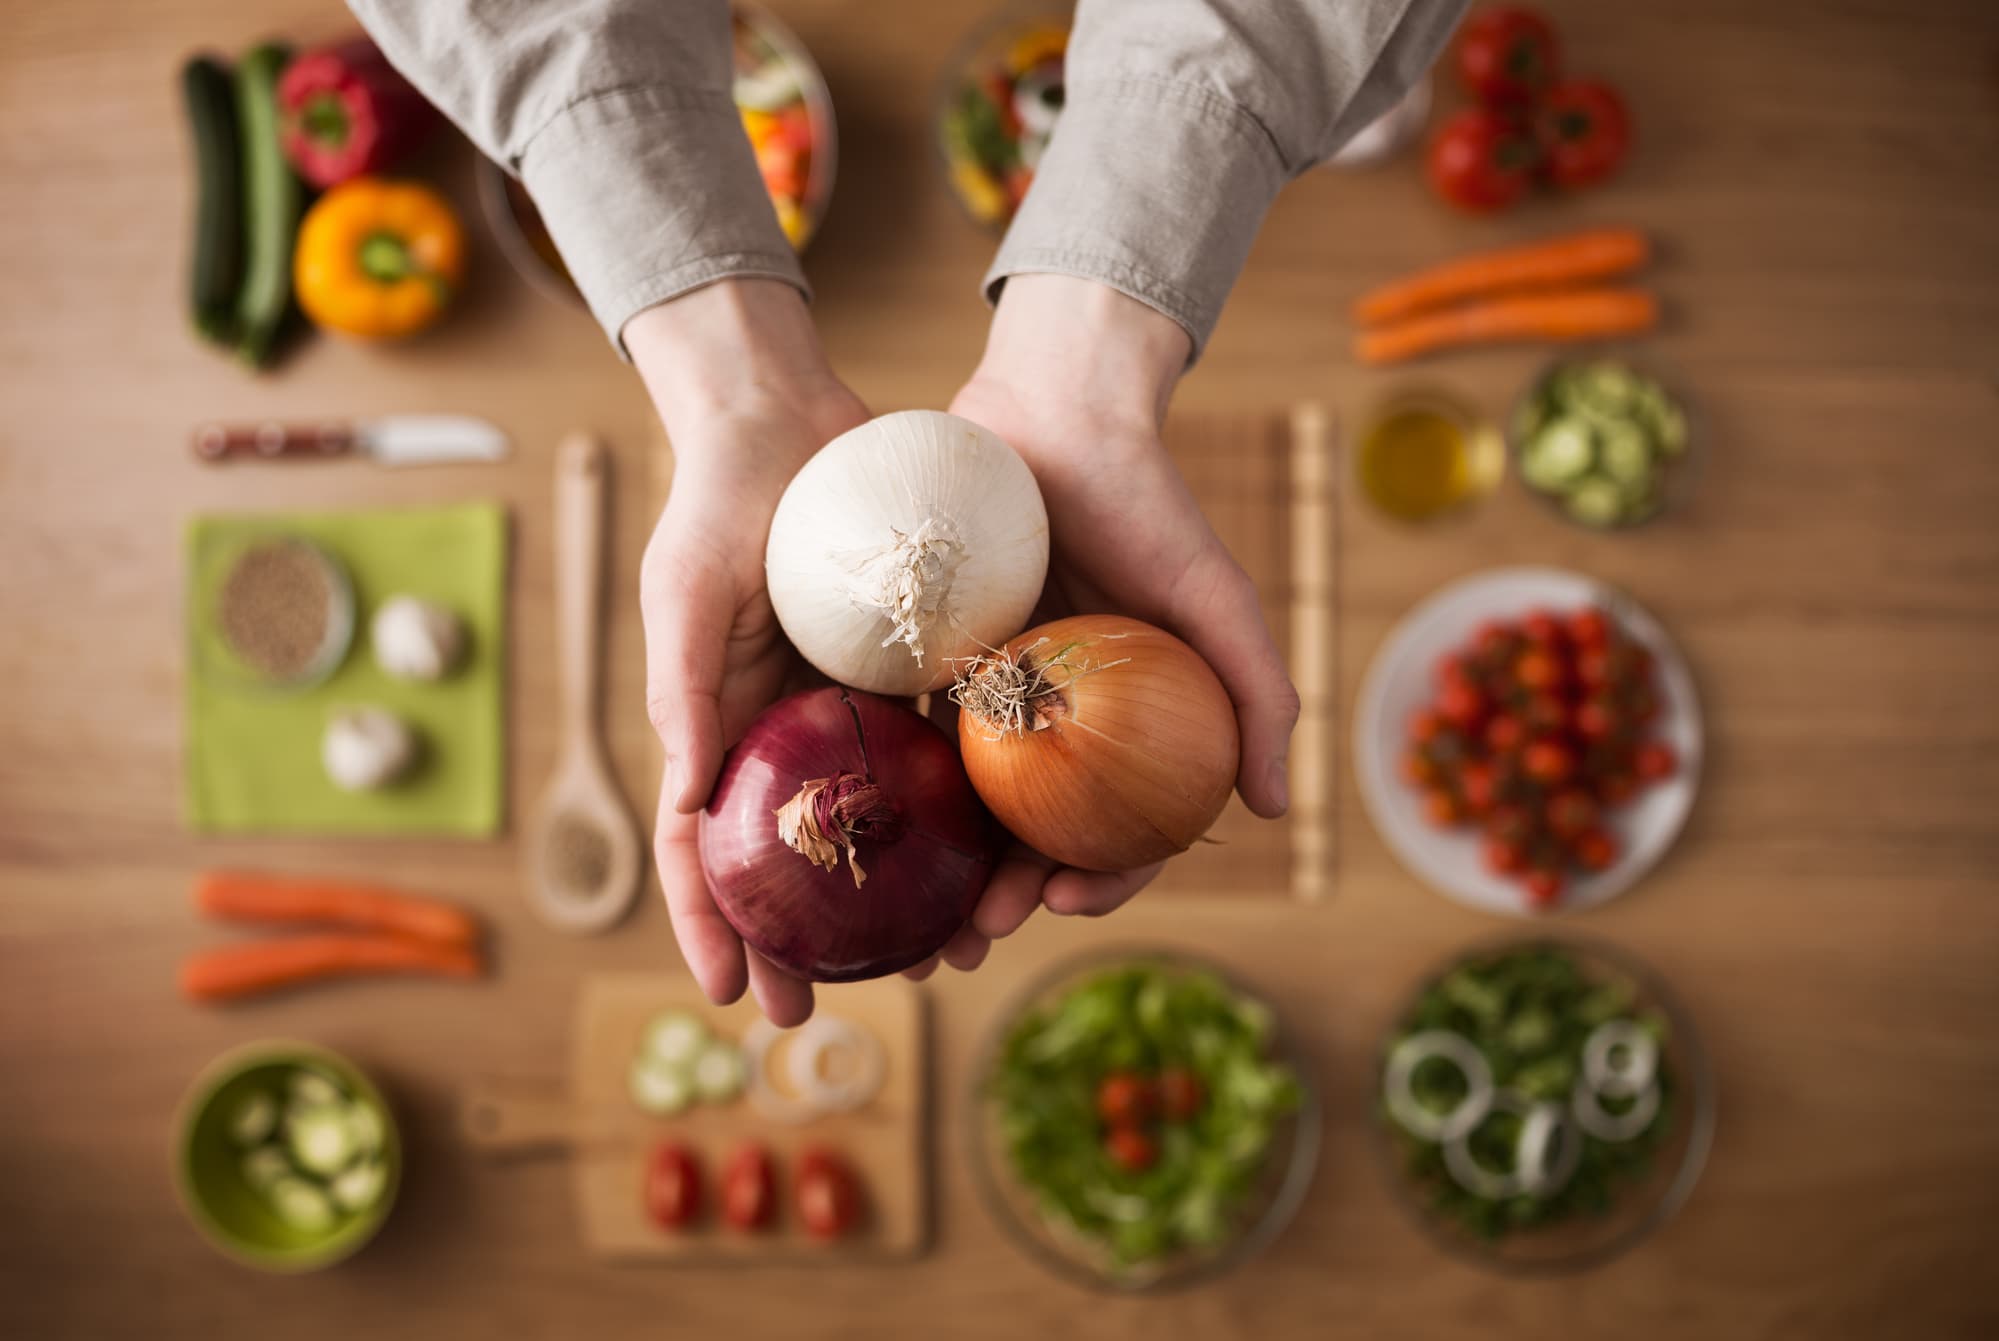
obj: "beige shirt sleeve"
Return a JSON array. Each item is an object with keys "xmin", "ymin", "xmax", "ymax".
[
  {"xmin": 986, "ymin": 0, "xmax": 1467, "ymax": 358},
  {"xmin": 346, "ymin": 0, "xmax": 806, "ymax": 352}
]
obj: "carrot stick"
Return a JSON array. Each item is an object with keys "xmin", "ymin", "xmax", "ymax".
[
  {"xmin": 179, "ymin": 934, "xmax": 484, "ymax": 1003},
  {"xmin": 194, "ymin": 870, "xmax": 480, "ymax": 946},
  {"xmin": 1354, "ymin": 287, "xmax": 1660, "ymax": 366},
  {"xmin": 1353, "ymin": 228, "xmax": 1651, "ymax": 327}
]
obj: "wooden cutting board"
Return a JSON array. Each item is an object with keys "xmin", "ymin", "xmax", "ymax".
[
  {"xmin": 647, "ymin": 404, "xmax": 1338, "ymax": 901},
  {"xmin": 461, "ymin": 974, "xmax": 927, "ymax": 1261}
]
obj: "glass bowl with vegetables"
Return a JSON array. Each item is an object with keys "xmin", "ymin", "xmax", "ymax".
[
  {"xmin": 936, "ymin": 5, "xmax": 1071, "ymax": 228},
  {"xmin": 174, "ymin": 1041, "xmax": 400, "ymax": 1272},
  {"xmin": 970, "ymin": 948, "xmax": 1319, "ymax": 1292},
  {"xmin": 1511, "ymin": 354, "xmax": 1697, "ymax": 529},
  {"xmin": 1372, "ymin": 937, "xmax": 1713, "ymax": 1273}
]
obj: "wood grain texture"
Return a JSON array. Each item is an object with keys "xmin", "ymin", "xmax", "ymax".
[{"xmin": 3, "ymin": 0, "xmax": 1998, "ymax": 1338}]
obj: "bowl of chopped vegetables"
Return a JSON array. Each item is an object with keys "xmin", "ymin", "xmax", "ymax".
[
  {"xmin": 970, "ymin": 948, "xmax": 1318, "ymax": 1291},
  {"xmin": 175, "ymin": 1041, "xmax": 400, "ymax": 1272},
  {"xmin": 936, "ymin": 5, "xmax": 1071, "ymax": 228},
  {"xmin": 1373, "ymin": 938, "xmax": 1713, "ymax": 1273},
  {"xmin": 1511, "ymin": 355, "xmax": 1696, "ymax": 529}
]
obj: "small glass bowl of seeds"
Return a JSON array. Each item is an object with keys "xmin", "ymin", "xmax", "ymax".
[{"xmin": 194, "ymin": 534, "xmax": 356, "ymax": 691}]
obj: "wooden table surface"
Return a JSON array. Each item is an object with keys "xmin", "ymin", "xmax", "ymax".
[{"xmin": 4, "ymin": 1, "xmax": 1997, "ymax": 1336}]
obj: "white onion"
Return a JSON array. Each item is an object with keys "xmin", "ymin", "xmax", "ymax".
[
  {"xmin": 1571, "ymin": 1073, "xmax": 1663, "ymax": 1142},
  {"xmin": 785, "ymin": 1015, "xmax": 885, "ymax": 1113},
  {"xmin": 1581, "ymin": 1020, "xmax": 1659, "ymax": 1098},
  {"xmin": 765, "ymin": 410, "xmax": 1049, "ymax": 696},
  {"xmin": 1384, "ymin": 1029, "xmax": 1494, "ymax": 1142}
]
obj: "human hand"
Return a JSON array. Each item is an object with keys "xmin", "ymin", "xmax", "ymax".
[
  {"xmin": 906, "ymin": 276, "xmax": 1300, "ymax": 978},
  {"xmin": 631, "ymin": 279, "xmax": 869, "ymax": 1026}
]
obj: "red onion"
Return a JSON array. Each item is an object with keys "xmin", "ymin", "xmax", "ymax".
[{"xmin": 699, "ymin": 687, "xmax": 999, "ymax": 981}]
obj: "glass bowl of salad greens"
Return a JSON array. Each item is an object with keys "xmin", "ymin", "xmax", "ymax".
[
  {"xmin": 970, "ymin": 948, "xmax": 1319, "ymax": 1292},
  {"xmin": 1372, "ymin": 936, "xmax": 1714, "ymax": 1273},
  {"xmin": 1510, "ymin": 354, "xmax": 1699, "ymax": 530},
  {"xmin": 935, "ymin": 5, "xmax": 1072, "ymax": 228}
]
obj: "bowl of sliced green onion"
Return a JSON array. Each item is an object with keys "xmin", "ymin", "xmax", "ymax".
[
  {"xmin": 1511, "ymin": 354, "xmax": 1698, "ymax": 530},
  {"xmin": 1373, "ymin": 937, "xmax": 1714, "ymax": 1273},
  {"xmin": 175, "ymin": 1041, "xmax": 400, "ymax": 1272}
]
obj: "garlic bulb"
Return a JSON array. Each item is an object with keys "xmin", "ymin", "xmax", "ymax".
[
  {"xmin": 371, "ymin": 595, "xmax": 464, "ymax": 681},
  {"xmin": 322, "ymin": 707, "xmax": 418, "ymax": 791},
  {"xmin": 765, "ymin": 410, "xmax": 1049, "ymax": 695}
]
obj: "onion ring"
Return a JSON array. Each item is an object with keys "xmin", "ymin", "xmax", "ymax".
[
  {"xmin": 742, "ymin": 1018, "xmax": 825, "ymax": 1125},
  {"xmin": 1384, "ymin": 1030, "xmax": 1494, "ymax": 1142},
  {"xmin": 786, "ymin": 1014, "xmax": 886, "ymax": 1113},
  {"xmin": 1442, "ymin": 1088, "xmax": 1576, "ymax": 1200},
  {"xmin": 1582, "ymin": 1020, "xmax": 1658, "ymax": 1098},
  {"xmin": 1571, "ymin": 1073, "xmax": 1663, "ymax": 1142}
]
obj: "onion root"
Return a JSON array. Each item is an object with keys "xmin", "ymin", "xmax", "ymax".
[{"xmin": 949, "ymin": 635, "xmax": 1130, "ymax": 741}]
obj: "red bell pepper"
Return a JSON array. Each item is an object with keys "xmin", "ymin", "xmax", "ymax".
[{"xmin": 277, "ymin": 37, "xmax": 433, "ymax": 189}]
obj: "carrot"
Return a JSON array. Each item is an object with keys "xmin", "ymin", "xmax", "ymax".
[
  {"xmin": 1354, "ymin": 287, "xmax": 1660, "ymax": 366},
  {"xmin": 1353, "ymin": 228, "xmax": 1651, "ymax": 328},
  {"xmin": 178, "ymin": 934, "xmax": 484, "ymax": 1003},
  {"xmin": 194, "ymin": 870, "xmax": 479, "ymax": 946}
]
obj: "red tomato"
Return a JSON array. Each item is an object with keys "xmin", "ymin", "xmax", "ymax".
[
  {"xmin": 1545, "ymin": 788, "xmax": 1600, "ymax": 840},
  {"xmin": 1574, "ymin": 829, "xmax": 1620, "ymax": 872},
  {"xmin": 1522, "ymin": 609, "xmax": 1566, "ymax": 648},
  {"xmin": 643, "ymin": 1142, "xmax": 703, "ymax": 1230},
  {"xmin": 1523, "ymin": 738, "xmax": 1576, "ymax": 785},
  {"xmin": 720, "ymin": 1144, "xmax": 776, "ymax": 1231},
  {"xmin": 1625, "ymin": 684, "xmax": 1660, "ymax": 724},
  {"xmin": 1599, "ymin": 771, "xmax": 1640, "ymax": 807},
  {"xmin": 1437, "ymin": 678, "xmax": 1488, "ymax": 731},
  {"xmin": 1096, "ymin": 1072, "xmax": 1154, "ymax": 1126},
  {"xmin": 1423, "ymin": 788, "xmax": 1464, "ymax": 828},
  {"xmin": 1576, "ymin": 646, "xmax": 1613, "ymax": 690},
  {"xmin": 1459, "ymin": 760, "xmax": 1500, "ymax": 816},
  {"xmin": 1158, "ymin": 1068, "xmax": 1206, "ymax": 1121},
  {"xmin": 1408, "ymin": 707, "xmax": 1447, "ymax": 744},
  {"xmin": 1455, "ymin": 6, "xmax": 1560, "ymax": 104},
  {"xmin": 1106, "ymin": 1125, "xmax": 1159, "ymax": 1173},
  {"xmin": 1435, "ymin": 652, "xmax": 1479, "ymax": 687},
  {"xmin": 1475, "ymin": 621, "xmax": 1522, "ymax": 667},
  {"xmin": 1426, "ymin": 106, "xmax": 1539, "ymax": 213},
  {"xmin": 1484, "ymin": 836, "xmax": 1528, "ymax": 875},
  {"xmin": 1567, "ymin": 608, "xmax": 1611, "ymax": 649},
  {"xmin": 1635, "ymin": 741, "xmax": 1679, "ymax": 781},
  {"xmin": 1485, "ymin": 802, "xmax": 1535, "ymax": 847},
  {"xmin": 1514, "ymin": 648, "xmax": 1564, "ymax": 693},
  {"xmin": 1537, "ymin": 80, "xmax": 1632, "ymax": 189},
  {"xmin": 1523, "ymin": 693, "xmax": 1568, "ymax": 735},
  {"xmin": 1573, "ymin": 695, "xmax": 1621, "ymax": 743},
  {"xmin": 794, "ymin": 1148, "xmax": 863, "ymax": 1239},
  {"xmin": 1523, "ymin": 867, "xmax": 1566, "ymax": 908},
  {"xmin": 1400, "ymin": 749, "xmax": 1439, "ymax": 787},
  {"xmin": 1484, "ymin": 713, "xmax": 1527, "ymax": 755}
]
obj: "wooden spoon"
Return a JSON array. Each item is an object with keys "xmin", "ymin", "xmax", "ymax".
[{"xmin": 524, "ymin": 433, "xmax": 643, "ymax": 933}]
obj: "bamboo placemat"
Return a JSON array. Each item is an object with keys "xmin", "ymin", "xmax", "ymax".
[{"xmin": 647, "ymin": 406, "xmax": 1338, "ymax": 901}]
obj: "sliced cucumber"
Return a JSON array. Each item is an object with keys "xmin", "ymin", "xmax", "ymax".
[
  {"xmin": 1566, "ymin": 477, "xmax": 1626, "ymax": 528},
  {"xmin": 1581, "ymin": 363, "xmax": 1637, "ymax": 410},
  {"xmin": 691, "ymin": 1041, "xmax": 748, "ymax": 1103},
  {"xmin": 242, "ymin": 1145, "xmax": 293, "ymax": 1190},
  {"xmin": 1654, "ymin": 402, "xmax": 1689, "ymax": 456},
  {"xmin": 1599, "ymin": 424, "xmax": 1653, "ymax": 484},
  {"xmin": 269, "ymin": 1177, "xmax": 337, "ymax": 1233},
  {"xmin": 629, "ymin": 1057, "xmax": 695, "ymax": 1116},
  {"xmin": 643, "ymin": 1010, "xmax": 710, "ymax": 1070},
  {"xmin": 1518, "ymin": 359, "xmax": 1688, "ymax": 527},
  {"xmin": 228, "ymin": 1091, "xmax": 278, "ymax": 1147},
  {"xmin": 288, "ymin": 1069, "xmax": 342, "ymax": 1111},
  {"xmin": 288, "ymin": 1105, "xmax": 359, "ymax": 1176},
  {"xmin": 1521, "ymin": 420, "xmax": 1594, "ymax": 490},
  {"xmin": 330, "ymin": 1160, "xmax": 388, "ymax": 1213},
  {"xmin": 346, "ymin": 1102, "xmax": 386, "ymax": 1157}
]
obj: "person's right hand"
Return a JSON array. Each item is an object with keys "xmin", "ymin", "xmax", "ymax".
[{"xmin": 629, "ymin": 279, "xmax": 869, "ymax": 1028}]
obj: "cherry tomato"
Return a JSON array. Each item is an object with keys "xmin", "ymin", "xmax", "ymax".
[
  {"xmin": 1426, "ymin": 106, "xmax": 1539, "ymax": 213},
  {"xmin": 1545, "ymin": 788, "xmax": 1600, "ymax": 840},
  {"xmin": 1485, "ymin": 802, "xmax": 1535, "ymax": 847},
  {"xmin": 1514, "ymin": 648, "xmax": 1564, "ymax": 694},
  {"xmin": 1408, "ymin": 708, "xmax": 1447, "ymax": 745},
  {"xmin": 1454, "ymin": 6, "xmax": 1560, "ymax": 105},
  {"xmin": 1523, "ymin": 738, "xmax": 1576, "ymax": 785},
  {"xmin": 1459, "ymin": 760, "xmax": 1500, "ymax": 816},
  {"xmin": 1474, "ymin": 621, "xmax": 1522, "ymax": 667},
  {"xmin": 1599, "ymin": 771, "xmax": 1640, "ymax": 807},
  {"xmin": 1095, "ymin": 1071, "xmax": 1155, "ymax": 1126},
  {"xmin": 1523, "ymin": 693, "xmax": 1568, "ymax": 735},
  {"xmin": 1158, "ymin": 1067, "xmax": 1206, "ymax": 1121},
  {"xmin": 1567, "ymin": 608, "xmax": 1611, "ymax": 649},
  {"xmin": 1423, "ymin": 788, "xmax": 1464, "ymax": 828},
  {"xmin": 794, "ymin": 1147, "xmax": 863, "ymax": 1239},
  {"xmin": 1105, "ymin": 1125, "xmax": 1159, "ymax": 1173},
  {"xmin": 1573, "ymin": 696, "xmax": 1622, "ymax": 743},
  {"xmin": 1435, "ymin": 652, "xmax": 1479, "ymax": 687},
  {"xmin": 1400, "ymin": 749, "xmax": 1439, "ymax": 786},
  {"xmin": 1523, "ymin": 867, "xmax": 1566, "ymax": 908},
  {"xmin": 1576, "ymin": 646, "xmax": 1614, "ymax": 690},
  {"xmin": 1625, "ymin": 684, "xmax": 1660, "ymax": 724},
  {"xmin": 1437, "ymin": 678, "xmax": 1488, "ymax": 731},
  {"xmin": 643, "ymin": 1142, "xmax": 703, "ymax": 1230},
  {"xmin": 1574, "ymin": 829, "xmax": 1620, "ymax": 872},
  {"xmin": 720, "ymin": 1143, "xmax": 776, "ymax": 1231},
  {"xmin": 1537, "ymin": 80, "xmax": 1632, "ymax": 189},
  {"xmin": 1484, "ymin": 713, "xmax": 1527, "ymax": 755},
  {"xmin": 1523, "ymin": 609, "xmax": 1566, "ymax": 647},
  {"xmin": 1635, "ymin": 741, "xmax": 1679, "ymax": 781},
  {"xmin": 1484, "ymin": 836, "xmax": 1528, "ymax": 875}
]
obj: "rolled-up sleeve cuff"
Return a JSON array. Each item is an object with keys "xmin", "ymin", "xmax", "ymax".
[
  {"xmin": 518, "ymin": 85, "xmax": 809, "ymax": 355},
  {"xmin": 981, "ymin": 76, "xmax": 1289, "ymax": 361}
]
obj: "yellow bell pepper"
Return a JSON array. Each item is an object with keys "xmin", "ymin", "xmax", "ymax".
[{"xmin": 294, "ymin": 177, "xmax": 465, "ymax": 340}]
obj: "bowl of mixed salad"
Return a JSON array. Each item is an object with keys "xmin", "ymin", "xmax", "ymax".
[
  {"xmin": 970, "ymin": 948, "xmax": 1318, "ymax": 1291},
  {"xmin": 937, "ymin": 6, "xmax": 1070, "ymax": 227},
  {"xmin": 481, "ymin": 2, "xmax": 835, "ymax": 300},
  {"xmin": 1373, "ymin": 937, "xmax": 1713, "ymax": 1272}
]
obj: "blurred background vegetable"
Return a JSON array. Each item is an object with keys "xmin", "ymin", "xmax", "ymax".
[
  {"xmin": 293, "ymin": 177, "xmax": 464, "ymax": 339},
  {"xmin": 277, "ymin": 36, "xmax": 434, "ymax": 188}
]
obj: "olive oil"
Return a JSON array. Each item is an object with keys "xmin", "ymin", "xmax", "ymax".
[{"xmin": 1357, "ymin": 394, "xmax": 1502, "ymax": 522}]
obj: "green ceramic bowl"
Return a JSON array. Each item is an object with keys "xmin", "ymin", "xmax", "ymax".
[{"xmin": 174, "ymin": 1041, "xmax": 401, "ymax": 1272}]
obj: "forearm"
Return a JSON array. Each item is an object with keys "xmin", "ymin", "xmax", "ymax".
[{"xmin": 969, "ymin": 275, "xmax": 1188, "ymax": 434}]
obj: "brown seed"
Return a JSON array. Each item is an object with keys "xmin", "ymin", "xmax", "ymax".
[
  {"xmin": 546, "ymin": 811, "xmax": 612, "ymax": 896},
  {"xmin": 217, "ymin": 540, "xmax": 336, "ymax": 679}
]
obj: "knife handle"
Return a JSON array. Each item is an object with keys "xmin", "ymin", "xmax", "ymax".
[{"xmin": 191, "ymin": 422, "xmax": 355, "ymax": 462}]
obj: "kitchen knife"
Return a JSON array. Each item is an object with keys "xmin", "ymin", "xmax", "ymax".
[{"xmin": 192, "ymin": 416, "xmax": 511, "ymax": 466}]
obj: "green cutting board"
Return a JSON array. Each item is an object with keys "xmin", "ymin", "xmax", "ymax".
[{"xmin": 185, "ymin": 502, "xmax": 508, "ymax": 836}]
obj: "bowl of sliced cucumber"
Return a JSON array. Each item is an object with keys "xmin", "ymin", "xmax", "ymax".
[
  {"xmin": 1511, "ymin": 355, "xmax": 1695, "ymax": 530},
  {"xmin": 174, "ymin": 1041, "xmax": 399, "ymax": 1272}
]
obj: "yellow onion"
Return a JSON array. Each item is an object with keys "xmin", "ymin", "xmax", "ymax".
[{"xmin": 952, "ymin": 615, "xmax": 1239, "ymax": 871}]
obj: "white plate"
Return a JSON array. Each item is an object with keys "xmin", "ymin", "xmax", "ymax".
[{"xmin": 1354, "ymin": 567, "xmax": 1703, "ymax": 916}]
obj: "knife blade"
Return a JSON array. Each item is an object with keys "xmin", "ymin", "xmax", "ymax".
[{"xmin": 192, "ymin": 415, "xmax": 511, "ymax": 466}]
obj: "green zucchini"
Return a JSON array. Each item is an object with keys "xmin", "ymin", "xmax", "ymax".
[
  {"xmin": 287, "ymin": 1105, "xmax": 358, "ymax": 1176},
  {"xmin": 269, "ymin": 1177, "xmax": 337, "ymax": 1233},
  {"xmin": 330, "ymin": 1160, "xmax": 388, "ymax": 1213},
  {"xmin": 1521, "ymin": 420, "xmax": 1593, "ymax": 490},
  {"xmin": 181, "ymin": 55, "xmax": 243, "ymax": 346},
  {"xmin": 231, "ymin": 42, "xmax": 298, "ymax": 369},
  {"xmin": 227, "ymin": 1090, "xmax": 278, "ymax": 1147}
]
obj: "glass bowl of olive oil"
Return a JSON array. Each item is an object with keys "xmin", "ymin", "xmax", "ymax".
[{"xmin": 1356, "ymin": 391, "xmax": 1504, "ymax": 523}]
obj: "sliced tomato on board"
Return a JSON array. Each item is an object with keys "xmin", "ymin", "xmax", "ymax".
[
  {"xmin": 794, "ymin": 1147, "xmax": 864, "ymax": 1240},
  {"xmin": 643, "ymin": 1142, "xmax": 703, "ymax": 1230},
  {"xmin": 720, "ymin": 1143, "xmax": 776, "ymax": 1231}
]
